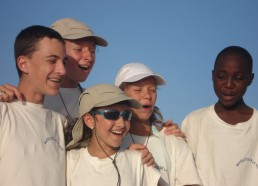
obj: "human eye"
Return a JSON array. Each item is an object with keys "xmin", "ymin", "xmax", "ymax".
[
  {"xmin": 215, "ymin": 72, "xmax": 226, "ymax": 80},
  {"xmin": 73, "ymin": 46, "xmax": 82, "ymax": 52},
  {"xmin": 234, "ymin": 74, "xmax": 244, "ymax": 81},
  {"xmin": 133, "ymin": 88, "xmax": 141, "ymax": 92},
  {"xmin": 47, "ymin": 56, "xmax": 58, "ymax": 63},
  {"xmin": 149, "ymin": 87, "xmax": 157, "ymax": 93},
  {"xmin": 90, "ymin": 47, "xmax": 96, "ymax": 54}
]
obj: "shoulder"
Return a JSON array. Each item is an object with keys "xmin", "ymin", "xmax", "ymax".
[
  {"xmin": 185, "ymin": 105, "xmax": 213, "ymax": 119},
  {"xmin": 120, "ymin": 149, "xmax": 142, "ymax": 159},
  {"xmin": 48, "ymin": 109, "xmax": 66, "ymax": 123},
  {"xmin": 181, "ymin": 105, "xmax": 213, "ymax": 130},
  {"xmin": 67, "ymin": 148, "xmax": 83, "ymax": 159}
]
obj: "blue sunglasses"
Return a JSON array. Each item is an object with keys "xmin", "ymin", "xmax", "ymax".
[{"xmin": 92, "ymin": 109, "xmax": 132, "ymax": 121}]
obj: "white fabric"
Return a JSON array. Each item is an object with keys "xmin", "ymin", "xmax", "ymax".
[
  {"xmin": 44, "ymin": 87, "xmax": 82, "ymax": 119},
  {"xmin": 66, "ymin": 147, "xmax": 160, "ymax": 186},
  {"xmin": 121, "ymin": 128, "xmax": 201, "ymax": 186},
  {"xmin": 181, "ymin": 105, "xmax": 258, "ymax": 186},
  {"xmin": 0, "ymin": 101, "xmax": 66, "ymax": 186}
]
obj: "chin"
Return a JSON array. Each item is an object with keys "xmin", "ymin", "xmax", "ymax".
[{"xmin": 46, "ymin": 89, "xmax": 59, "ymax": 96}]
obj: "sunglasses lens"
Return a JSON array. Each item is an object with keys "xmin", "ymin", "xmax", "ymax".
[
  {"xmin": 103, "ymin": 110, "xmax": 120, "ymax": 120},
  {"xmin": 121, "ymin": 110, "xmax": 132, "ymax": 121},
  {"xmin": 93, "ymin": 110, "xmax": 132, "ymax": 121}
]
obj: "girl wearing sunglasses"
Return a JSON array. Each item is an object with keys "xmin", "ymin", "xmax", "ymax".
[
  {"xmin": 115, "ymin": 63, "xmax": 201, "ymax": 186},
  {"xmin": 66, "ymin": 84, "xmax": 160, "ymax": 186}
]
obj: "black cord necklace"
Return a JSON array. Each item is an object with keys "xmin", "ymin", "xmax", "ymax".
[
  {"xmin": 59, "ymin": 84, "xmax": 83, "ymax": 144},
  {"xmin": 94, "ymin": 123, "xmax": 121, "ymax": 186},
  {"xmin": 129, "ymin": 124, "xmax": 152, "ymax": 147}
]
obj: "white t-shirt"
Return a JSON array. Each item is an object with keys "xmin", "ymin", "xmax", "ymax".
[
  {"xmin": 121, "ymin": 127, "xmax": 201, "ymax": 186},
  {"xmin": 67, "ymin": 147, "xmax": 160, "ymax": 186},
  {"xmin": 181, "ymin": 105, "xmax": 258, "ymax": 186},
  {"xmin": 0, "ymin": 101, "xmax": 66, "ymax": 186}
]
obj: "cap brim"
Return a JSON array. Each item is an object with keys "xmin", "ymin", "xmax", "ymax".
[
  {"xmin": 124, "ymin": 74, "xmax": 166, "ymax": 85},
  {"xmin": 64, "ymin": 34, "xmax": 108, "ymax": 47},
  {"xmin": 66, "ymin": 117, "xmax": 84, "ymax": 150},
  {"xmin": 96, "ymin": 96, "xmax": 141, "ymax": 109}
]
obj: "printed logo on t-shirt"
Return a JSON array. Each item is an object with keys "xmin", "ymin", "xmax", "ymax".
[
  {"xmin": 236, "ymin": 157, "xmax": 258, "ymax": 169},
  {"xmin": 154, "ymin": 165, "xmax": 168, "ymax": 172},
  {"xmin": 44, "ymin": 137, "xmax": 64, "ymax": 150}
]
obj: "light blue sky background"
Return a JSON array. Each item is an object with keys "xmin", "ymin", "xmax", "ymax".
[{"xmin": 0, "ymin": 1, "xmax": 257, "ymax": 126}]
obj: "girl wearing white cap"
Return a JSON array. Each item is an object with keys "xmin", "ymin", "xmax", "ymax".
[
  {"xmin": 66, "ymin": 84, "xmax": 160, "ymax": 186},
  {"xmin": 115, "ymin": 63, "xmax": 202, "ymax": 186}
]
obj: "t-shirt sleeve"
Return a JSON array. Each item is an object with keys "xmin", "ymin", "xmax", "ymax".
[
  {"xmin": 142, "ymin": 164, "xmax": 161, "ymax": 186},
  {"xmin": 181, "ymin": 112, "xmax": 200, "ymax": 157},
  {"xmin": 174, "ymin": 137, "xmax": 202, "ymax": 186}
]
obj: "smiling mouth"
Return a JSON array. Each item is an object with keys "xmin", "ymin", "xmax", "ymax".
[
  {"xmin": 112, "ymin": 130, "xmax": 123, "ymax": 135},
  {"xmin": 48, "ymin": 77, "xmax": 62, "ymax": 83},
  {"xmin": 78, "ymin": 65, "xmax": 89, "ymax": 71}
]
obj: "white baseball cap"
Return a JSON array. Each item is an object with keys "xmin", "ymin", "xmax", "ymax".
[{"xmin": 115, "ymin": 63, "xmax": 166, "ymax": 87}]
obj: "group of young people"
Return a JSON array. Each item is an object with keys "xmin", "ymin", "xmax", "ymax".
[{"xmin": 0, "ymin": 17, "xmax": 256, "ymax": 186}]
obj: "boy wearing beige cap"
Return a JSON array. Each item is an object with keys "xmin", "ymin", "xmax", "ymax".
[
  {"xmin": 45, "ymin": 18, "xmax": 108, "ymax": 144},
  {"xmin": 66, "ymin": 84, "xmax": 160, "ymax": 186}
]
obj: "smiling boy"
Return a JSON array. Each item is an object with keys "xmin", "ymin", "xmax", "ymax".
[{"xmin": 0, "ymin": 25, "xmax": 67, "ymax": 186}]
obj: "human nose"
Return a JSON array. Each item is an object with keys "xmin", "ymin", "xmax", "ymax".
[
  {"xmin": 225, "ymin": 77, "xmax": 234, "ymax": 88},
  {"xmin": 56, "ymin": 61, "xmax": 66, "ymax": 76},
  {"xmin": 82, "ymin": 48, "xmax": 94, "ymax": 62},
  {"xmin": 116, "ymin": 116, "xmax": 126, "ymax": 128},
  {"xmin": 142, "ymin": 90, "xmax": 151, "ymax": 100}
]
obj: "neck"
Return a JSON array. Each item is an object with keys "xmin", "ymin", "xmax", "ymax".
[
  {"xmin": 215, "ymin": 99, "xmax": 249, "ymax": 112},
  {"xmin": 18, "ymin": 83, "xmax": 44, "ymax": 104},
  {"xmin": 129, "ymin": 118, "xmax": 152, "ymax": 136},
  {"xmin": 88, "ymin": 136, "xmax": 118, "ymax": 159},
  {"xmin": 61, "ymin": 77, "xmax": 80, "ymax": 88}
]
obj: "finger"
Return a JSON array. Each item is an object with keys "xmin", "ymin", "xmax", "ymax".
[
  {"xmin": 128, "ymin": 143, "xmax": 146, "ymax": 151},
  {"xmin": 163, "ymin": 119, "xmax": 173, "ymax": 127},
  {"xmin": 142, "ymin": 152, "xmax": 155, "ymax": 167},
  {"xmin": 1, "ymin": 84, "xmax": 23, "ymax": 101},
  {"xmin": 3, "ymin": 84, "xmax": 23, "ymax": 100}
]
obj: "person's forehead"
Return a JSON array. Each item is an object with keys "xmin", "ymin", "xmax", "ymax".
[{"xmin": 65, "ymin": 37, "xmax": 96, "ymax": 45}]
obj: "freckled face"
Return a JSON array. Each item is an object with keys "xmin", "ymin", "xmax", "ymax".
[
  {"xmin": 63, "ymin": 38, "xmax": 96, "ymax": 86},
  {"xmin": 123, "ymin": 77, "xmax": 157, "ymax": 122}
]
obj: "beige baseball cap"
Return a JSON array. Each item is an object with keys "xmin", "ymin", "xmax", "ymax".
[
  {"xmin": 66, "ymin": 84, "xmax": 141, "ymax": 150},
  {"xmin": 51, "ymin": 18, "xmax": 108, "ymax": 46},
  {"xmin": 115, "ymin": 62, "xmax": 166, "ymax": 87}
]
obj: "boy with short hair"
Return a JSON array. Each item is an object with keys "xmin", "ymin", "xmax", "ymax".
[
  {"xmin": 0, "ymin": 25, "xmax": 67, "ymax": 185},
  {"xmin": 181, "ymin": 46, "xmax": 257, "ymax": 186}
]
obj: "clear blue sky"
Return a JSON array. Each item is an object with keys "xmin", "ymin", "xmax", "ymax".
[{"xmin": 0, "ymin": 0, "xmax": 257, "ymax": 126}]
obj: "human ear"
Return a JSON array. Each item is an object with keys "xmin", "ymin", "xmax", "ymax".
[
  {"xmin": 17, "ymin": 56, "xmax": 29, "ymax": 74},
  {"xmin": 83, "ymin": 113, "xmax": 95, "ymax": 129},
  {"xmin": 248, "ymin": 73, "xmax": 254, "ymax": 86}
]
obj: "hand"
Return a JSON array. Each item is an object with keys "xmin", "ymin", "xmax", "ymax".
[
  {"xmin": 0, "ymin": 84, "xmax": 23, "ymax": 102},
  {"xmin": 164, "ymin": 119, "xmax": 186, "ymax": 138},
  {"xmin": 128, "ymin": 143, "xmax": 154, "ymax": 167}
]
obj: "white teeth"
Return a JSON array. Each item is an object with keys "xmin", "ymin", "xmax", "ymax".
[
  {"xmin": 78, "ymin": 65, "xmax": 89, "ymax": 71},
  {"xmin": 48, "ymin": 78, "xmax": 61, "ymax": 83},
  {"xmin": 112, "ymin": 130, "xmax": 123, "ymax": 134}
]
